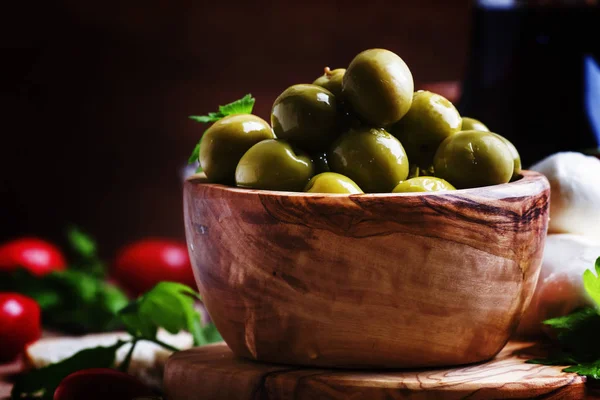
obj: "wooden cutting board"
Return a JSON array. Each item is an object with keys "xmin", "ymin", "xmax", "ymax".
[{"xmin": 164, "ymin": 341, "xmax": 600, "ymax": 400}]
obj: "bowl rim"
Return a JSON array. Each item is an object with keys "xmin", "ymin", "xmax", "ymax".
[{"xmin": 185, "ymin": 169, "xmax": 549, "ymax": 198}]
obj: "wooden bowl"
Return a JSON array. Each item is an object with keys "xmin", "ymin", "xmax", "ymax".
[{"xmin": 183, "ymin": 171, "xmax": 550, "ymax": 369}]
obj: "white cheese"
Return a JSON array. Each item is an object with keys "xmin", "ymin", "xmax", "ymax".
[
  {"xmin": 25, "ymin": 329, "xmax": 194, "ymax": 390},
  {"xmin": 530, "ymin": 151, "xmax": 600, "ymax": 238},
  {"xmin": 517, "ymin": 233, "xmax": 600, "ymax": 336}
]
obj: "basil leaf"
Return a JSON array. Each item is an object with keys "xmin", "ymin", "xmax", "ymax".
[{"xmin": 11, "ymin": 341, "xmax": 126, "ymax": 400}]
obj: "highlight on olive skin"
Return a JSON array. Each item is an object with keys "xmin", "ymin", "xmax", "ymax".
[
  {"xmin": 342, "ymin": 48, "xmax": 414, "ymax": 127},
  {"xmin": 391, "ymin": 90, "xmax": 462, "ymax": 169},
  {"xmin": 271, "ymin": 84, "xmax": 341, "ymax": 153},
  {"xmin": 392, "ymin": 177, "xmax": 456, "ymax": 193},
  {"xmin": 461, "ymin": 117, "xmax": 490, "ymax": 132},
  {"xmin": 199, "ymin": 114, "xmax": 275, "ymax": 184},
  {"xmin": 304, "ymin": 172, "xmax": 364, "ymax": 194},
  {"xmin": 313, "ymin": 67, "xmax": 346, "ymax": 99},
  {"xmin": 235, "ymin": 139, "xmax": 315, "ymax": 192},
  {"xmin": 433, "ymin": 131, "xmax": 514, "ymax": 189},
  {"xmin": 328, "ymin": 127, "xmax": 409, "ymax": 193}
]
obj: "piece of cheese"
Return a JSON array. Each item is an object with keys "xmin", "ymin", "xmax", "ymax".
[
  {"xmin": 530, "ymin": 151, "xmax": 600, "ymax": 239},
  {"xmin": 25, "ymin": 329, "xmax": 193, "ymax": 389},
  {"xmin": 517, "ymin": 233, "xmax": 600, "ymax": 337}
]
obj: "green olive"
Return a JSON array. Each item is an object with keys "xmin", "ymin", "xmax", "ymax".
[
  {"xmin": 329, "ymin": 127, "xmax": 409, "ymax": 193},
  {"xmin": 311, "ymin": 152, "xmax": 330, "ymax": 173},
  {"xmin": 467, "ymin": 130, "xmax": 522, "ymax": 179},
  {"xmin": 199, "ymin": 114, "xmax": 275, "ymax": 184},
  {"xmin": 493, "ymin": 133, "xmax": 522, "ymax": 179},
  {"xmin": 235, "ymin": 139, "xmax": 314, "ymax": 192},
  {"xmin": 271, "ymin": 84, "xmax": 341, "ymax": 153},
  {"xmin": 433, "ymin": 131, "xmax": 514, "ymax": 189},
  {"xmin": 392, "ymin": 177, "xmax": 456, "ymax": 193},
  {"xmin": 342, "ymin": 49, "xmax": 414, "ymax": 126},
  {"xmin": 305, "ymin": 172, "xmax": 363, "ymax": 194},
  {"xmin": 391, "ymin": 90, "xmax": 462, "ymax": 169},
  {"xmin": 313, "ymin": 67, "xmax": 345, "ymax": 98},
  {"xmin": 461, "ymin": 117, "xmax": 490, "ymax": 132}
]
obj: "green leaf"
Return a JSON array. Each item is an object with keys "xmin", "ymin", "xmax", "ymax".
[
  {"xmin": 197, "ymin": 322, "xmax": 223, "ymax": 344},
  {"xmin": 564, "ymin": 360, "xmax": 600, "ymax": 380},
  {"xmin": 583, "ymin": 257, "xmax": 600, "ymax": 308},
  {"xmin": 67, "ymin": 226, "xmax": 97, "ymax": 259},
  {"xmin": 189, "ymin": 112, "xmax": 224, "ymax": 123},
  {"xmin": 526, "ymin": 353, "xmax": 578, "ymax": 366},
  {"xmin": 188, "ymin": 95, "xmax": 254, "ymax": 126},
  {"xmin": 0, "ymin": 269, "xmax": 129, "ymax": 334},
  {"xmin": 543, "ymin": 307, "xmax": 599, "ymax": 330},
  {"xmin": 187, "ymin": 94, "xmax": 255, "ymax": 166},
  {"xmin": 11, "ymin": 341, "xmax": 125, "ymax": 400},
  {"xmin": 218, "ymin": 94, "xmax": 255, "ymax": 115},
  {"xmin": 188, "ymin": 140, "xmax": 202, "ymax": 165},
  {"xmin": 118, "ymin": 282, "xmax": 206, "ymax": 345},
  {"xmin": 65, "ymin": 226, "xmax": 106, "ymax": 277}
]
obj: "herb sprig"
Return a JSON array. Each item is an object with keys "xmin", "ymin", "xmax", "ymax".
[
  {"xmin": 0, "ymin": 227, "xmax": 128, "ymax": 333},
  {"xmin": 527, "ymin": 257, "xmax": 600, "ymax": 380},
  {"xmin": 11, "ymin": 282, "xmax": 222, "ymax": 399},
  {"xmin": 187, "ymin": 94, "xmax": 256, "ymax": 171}
]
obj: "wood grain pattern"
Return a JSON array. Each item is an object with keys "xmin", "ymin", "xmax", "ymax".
[
  {"xmin": 183, "ymin": 171, "xmax": 550, "ymax": 368},
  {"xmin": 164, "ymin": 341, "xmax": 596, "ymax": 400}
]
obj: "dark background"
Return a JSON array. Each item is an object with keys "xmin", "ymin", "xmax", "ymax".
[{"xmin": 1, "ymin": 0, "xmax": 472, "ymax": 258}]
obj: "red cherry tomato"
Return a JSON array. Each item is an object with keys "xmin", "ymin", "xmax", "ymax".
[
  {"xmin": 0, "ymin": 238, "xmax": 66, "ymax": 276},
  {"xmin": 53, "ymin": 368, "xmax": 156, "ymax": 400},
  {"xmin": 0, "ymin": 293, "xmax": 41, "ymax": 362},
  {"xmin": 112, "ymin": 239, "xmax": 195, "ymax": 296}
]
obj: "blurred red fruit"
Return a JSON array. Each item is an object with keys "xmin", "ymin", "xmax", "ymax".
[
  {"xmin": 0, "ymin": 238, "xmax": 66, "ymax": 276},
  {"xmin": 112, "ymin": 239, "xmax": 195, "ymax": 296}
]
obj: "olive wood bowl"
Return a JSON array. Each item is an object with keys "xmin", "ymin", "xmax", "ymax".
[{"xmin": 183, "ymin": 170, "xmax": 550, "ymax": 369}]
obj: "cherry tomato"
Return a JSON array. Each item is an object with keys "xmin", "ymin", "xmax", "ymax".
[
  {"xmin": 112, "ymin": 239, "xmax": 195, "ymax": 296},
  {"xmin": 53, "ymin": 368, "xmax": 156, "ymax": 400},
  {"xmin": 0, "ymin": 293, "xmax": 41, "ymax": 362},
  {"xmin": 0, "ymin": 238, "xmax": 66, "ymax": 276}
]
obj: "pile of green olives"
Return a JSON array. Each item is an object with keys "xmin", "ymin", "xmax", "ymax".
[{"xmin": 197, "ymin": 48, "xmax": 522, "ymax": 194}]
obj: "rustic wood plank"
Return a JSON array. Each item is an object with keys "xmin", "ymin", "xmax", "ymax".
[{"xmin": 164, "ymin": 341, "xmax": 597, "ymax": 400}]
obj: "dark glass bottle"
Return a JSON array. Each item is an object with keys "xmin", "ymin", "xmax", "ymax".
[{"xmin": 458, "ymin": 0, "xmax": 600, "ymax": 167}]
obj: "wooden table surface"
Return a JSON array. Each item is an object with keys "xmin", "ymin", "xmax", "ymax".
[
  {"xmin": 4, "ymin": 340, "xmax": 600, "ymax": 399},
  {"xmin": 164, "ymin": 341, "xmax": 600, "ymax": 400}
]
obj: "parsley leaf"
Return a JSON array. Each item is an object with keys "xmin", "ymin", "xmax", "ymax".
[
  {"xmin": 118, "ymin": 282, "xmax": 204, "ymax": 346},
  {"xmin": 564, "ymin": 361, "xmax": 600, "ymax": 380},
  {"xmin": 187, "ymin": 94, "xmax": 255, "ymax": 166},
  {"xmin": 188, "ymin": 140, "xmax": 202, "ymax": 165},
  {"xmin": 10, "ymin": 282, "xmax": 222, "ymax": 398},
  {"xmin": 189, "ymin": 112, "xmax": 225, "ymax": 123},
  {"xmin": 67, "ymin": 226, "xmax": 97, "ymax": 259},
  {"xmin": 527, "ymin": 352, "xmax": 578, "ymax": 366},
  {"xmin": 218, "ymin": 93, "xmax": 255, "ymax": 115},
  {"xmin": 543, "ymin": 307, "xmax": 599, "ymax": 330},
  {"xmin": 11, "ymin": 341, "xmax": 126, "ymax": 400},
  {"xmin": 0, "ymin": 268, "xmax": 129, "ymax": 333},
  {"xmin": 198, "ymin": 321, "xmax": 223, "ymax": 344},
  {"xmin": 526, "ymin": 256, "xmax": 600, "ymax": 382},
  {"xmin": 66, "ymin": 226, "xmax": 106, "ymax": 278},
  {"xmin": 583, "ymin": 257, "xmax": 600, "ymax": 308}
]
